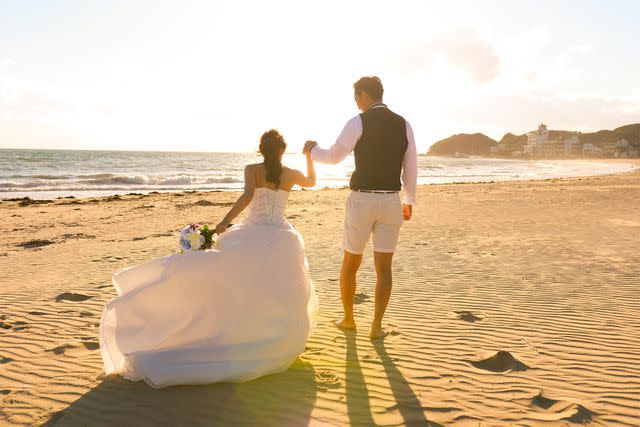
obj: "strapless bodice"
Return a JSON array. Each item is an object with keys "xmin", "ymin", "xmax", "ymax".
[{"xmin": 245, "ymin": 188, "xmax": 290, "ymax": 225}]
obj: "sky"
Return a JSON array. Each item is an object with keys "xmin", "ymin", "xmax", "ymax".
[{"xmin": 1, "ymin": 0, "xmax": 639, "ymax": 153}]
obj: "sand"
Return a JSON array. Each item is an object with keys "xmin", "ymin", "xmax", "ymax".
[{"xmin": 1, "ymin": 167, "xmax": 639, "ymax": 426}]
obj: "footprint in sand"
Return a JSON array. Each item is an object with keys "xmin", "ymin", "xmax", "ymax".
[
  {"xmin": 455, "ymin": 311, "xmax": 482, "ymax": 323},
  {"xmin": 79, "ymin": 311, "xmax": 94, "ymax": 318},
  {"xmin": 0, "ymin": 319, "xmax": 30, "ymax": 331},
  {"xmin": 28, "ymin": 311, "xmax": 48, "ymax": 316},
  {"xmin": 55, "ymin": 292, "xmax": 93, "ymax": 302},
  {"xmin": 531, "ymin": 391, "xmax": 597, "ymax": 423},
  {"xmin": 193, "ymin": 200, "xmax": 215, "ymax": 206},
  {"xmin": 82, "ymin": 341, "xmax": 100, "ymax": 350},
  {"xmin": 47, "ymin": 344, "xmax": 74, "ymax": 355},
  {"xmin": 152, "ymin": 230, "xmax": 175, "ymax": 238},
  {"xmin": 0, "ymin": 389, "xmax": 11, "ymax": 395},
  {"xmin": 16, "ymin": 239, "xmax": 55, "ymax": 249},
  {"xmin": 531, "ymin": 391, "xmax": 559, "ymax": 409},
  {"xmin": 46, "ymin": 341, "xmax": 99, "ymax": 355},
  {"xmin": 303, "ymin": 346, "xmax": 322, "ymax": 356},
  {"xmin": 11, "ymin": 321, "xmax": 30, "ymax": 331},
  {"xmin": 0, "ymin": 355, "xmax": 15, "ymax": 364},
  {"xmin": 316, "ymin": 371, "xmax": 342, "ymax": 389},
  {"xmin": 354, "ymin": 292, "xmax": 369, "ymax": 304},
  {"xmin": 469, "ymin": 351, "xmax": 529, "ymax": 372}
]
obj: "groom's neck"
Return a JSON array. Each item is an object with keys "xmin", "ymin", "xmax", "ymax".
[{"xmin": 364, "ymin": 100, "xmax": 384, "ymax": 111}]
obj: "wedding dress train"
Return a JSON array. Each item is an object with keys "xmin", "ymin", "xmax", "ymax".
[{"xmin": 100, "ymin": 188, "xmax": 318, "ymax": 388}]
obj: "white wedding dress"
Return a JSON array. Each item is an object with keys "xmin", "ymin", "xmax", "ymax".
[{"xmin": 99, "ymin": 188, "xmax": 318, "ymax": 388}]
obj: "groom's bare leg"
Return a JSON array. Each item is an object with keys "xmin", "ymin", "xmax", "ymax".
[
  {"xmin": 334, "ymin": 250, "xmax": 362, "ymax": 330},
  {"xmin": 370, "ymin": 251, "xmax": 394, "ymax": 339}
]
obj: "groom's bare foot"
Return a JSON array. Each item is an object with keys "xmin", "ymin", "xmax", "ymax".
[
  {"xmin": 369, "ymin": 325, "xmax": 389, "ymax": 340},
  {"xmin": 333, "ymin": 318, "xmax": 357, "ymax": 330}
]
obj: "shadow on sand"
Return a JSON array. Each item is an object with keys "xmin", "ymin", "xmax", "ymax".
[
  {"xmin": 372, "ymin": 339, "xmax": 442, "ymax": 427},
  {"xmin": 343, "ymin": 330, "xmax": 376, "ymax": 426},
  {"xmin": 342, "ymin": 329, "xmax": 442, "ymax": 427},
  {"xmin": 43, "ymin": 359, "xmax": 316, "ymax": 426}
]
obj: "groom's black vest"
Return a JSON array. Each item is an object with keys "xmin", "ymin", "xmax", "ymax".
[{"xmin": 350, "ymin": 105, "xmax": 409, "ymax": 192}]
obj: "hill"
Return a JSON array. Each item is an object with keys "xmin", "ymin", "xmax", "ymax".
[
  {"xmin": 612, "ymin": 123, "xmax": 640, "ymax": 145},
  {"xmin": 498, "ymin": 133, "xmax": 527, "ymax": 151},
  {"xmin": 429, "ymin": 123, "xmax": 640, "ymax": 157},
  {"xmin": 579, "ymin": 130, "xmax": 622, "ymax": 146},
  {"xmin": 427, "ymin": 133, "xmax": 497, "ymax": 156},
  {"xmin": 613, "ymin": 123, "xmax": 640, "ymax": 136}
]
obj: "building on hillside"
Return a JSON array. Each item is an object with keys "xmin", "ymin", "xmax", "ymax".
[
  {"xmin": 563, "ymin": 135, "xmax": 580, "ymax": 156},
  {"xmin": 617, "ymin": 139, "xmax": 629, "ymax": 148},
  {"xmin": 523, "ymin": 124, "xmax": 548, "ymax": 155},
  {"xmin": 599, "ymin": 139, "xmax": 637, "ymax": 157},
  {"xmin": 611, "ymin": 138, "xmax": 640, "ymax": 158},
  {"xmin": 628, "ymin": 138, "xmax": 640, "ymax": 157},
  {"xmin": 603, "ymin": 142, "xmax": 618, "ymax": 157},
  {"xmin": 524, "ymin": 125, "xmax": 580, "ymax": 157},
  {"xmin": 582, "ymin": 143, "xmax": 602, "ymax": 156},
  {"xmin": 540, "ymin": 140, "xmax": 565, "ymax": 158}
]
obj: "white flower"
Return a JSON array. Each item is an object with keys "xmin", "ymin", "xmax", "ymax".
[
  {"xmin": 187, "ymin": 232, "xmax": 204, "ymax": 250},
  {"xmin": 179, "ymin": 225, "xmax": 204, "ymax": 251}
]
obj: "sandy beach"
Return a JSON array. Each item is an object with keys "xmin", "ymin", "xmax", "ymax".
[{"xmin": 1, "ymin": 167, "xmax": 639, "ymax": 426}]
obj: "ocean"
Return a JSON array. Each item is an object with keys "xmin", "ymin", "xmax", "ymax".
[{"xmin": 0, "ymin": 148, "xmax": 636, "ymax": 200}]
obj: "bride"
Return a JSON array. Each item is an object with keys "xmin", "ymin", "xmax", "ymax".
[{"xmin": 100, "ymin": 130, "xmax": 319, "ymax": 388}]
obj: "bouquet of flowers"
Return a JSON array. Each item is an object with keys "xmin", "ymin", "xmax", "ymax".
[{"xmin": 179, "ymin": 224, "xmax": 216, "ymax": 251}]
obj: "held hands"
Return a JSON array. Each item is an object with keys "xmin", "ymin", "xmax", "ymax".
[
  {"xmin": 402, "ymin": 204, "xmax": 412, "ymax": 221},
  {"xmin": 303, "ymin": 140, "xmax": 317, "ymax": 156}
]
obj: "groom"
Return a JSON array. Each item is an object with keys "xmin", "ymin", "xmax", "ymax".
[{"xmin": 304, "ymin": 76, "xmax": 417, "ymax": 339}]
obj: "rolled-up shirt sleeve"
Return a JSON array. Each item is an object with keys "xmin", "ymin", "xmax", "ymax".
[
  {"xmin": 402, "ymin": 121, "xmax": 418, "ymax": 205},
  {"xmin": 311, "ymin": 116, "xmax": 362, "ymax": 164}
]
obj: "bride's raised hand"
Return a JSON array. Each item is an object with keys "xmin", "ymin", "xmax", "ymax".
[{"xmin": 303, "ymin": 140, "xmax": 317, "ymax": 155}]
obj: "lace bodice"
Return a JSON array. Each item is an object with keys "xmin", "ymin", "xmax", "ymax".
[{"xmin": 245, "ymin": 188, "xmax": 290, "ymax": 225}]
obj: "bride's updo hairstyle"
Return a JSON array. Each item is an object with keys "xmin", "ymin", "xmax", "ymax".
[{"xmin": 259, "ymin": 129, "xmax": 287, "ymax": 189}]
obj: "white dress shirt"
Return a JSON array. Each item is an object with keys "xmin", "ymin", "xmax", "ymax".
[{"xmin": 311, "ymin": 106, "xmax": 418, "ymax": 205}]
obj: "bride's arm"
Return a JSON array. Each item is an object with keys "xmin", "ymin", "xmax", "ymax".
[
  {"xmin": 293, "ymin": 150, "xmax": 316, "ymax": 188},
  {"xmin": 216, "ymin": 166, "xmax": 255, "ymax": 234}
]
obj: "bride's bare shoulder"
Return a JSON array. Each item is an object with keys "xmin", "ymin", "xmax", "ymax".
[
  {"xmin": 282, "ymin": 166, "xmax": 301, "ymax": 175},
  {"xmin": 245, "ymin": 163, "xmax": 265, "ymax": 173}
]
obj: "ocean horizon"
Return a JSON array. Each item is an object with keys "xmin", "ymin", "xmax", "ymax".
[{"xmin": 1, "ymin": 148, "xmax": 637, "ymax": 200}]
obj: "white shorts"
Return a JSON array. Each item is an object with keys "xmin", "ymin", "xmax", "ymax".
[{"xmin": 343, "ymin": 191, "xmax": 403, "ymax": 255}]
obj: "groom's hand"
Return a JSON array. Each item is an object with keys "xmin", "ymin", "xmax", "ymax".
[{"xmin": 402, "ymin": 204, "xmax": 412, "ymax": 220}]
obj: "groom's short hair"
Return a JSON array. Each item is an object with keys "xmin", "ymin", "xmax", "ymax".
[{"xmin": 353, "ymin": 76, "xmax": 383, "ymax": 101}]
